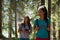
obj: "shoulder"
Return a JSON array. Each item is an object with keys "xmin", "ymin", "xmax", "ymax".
[
  {"xmin": 34, "ymin": 19, "xmax": 40, "ymax": 25},
  {"xmin": 21, "ymin": 23, "xmax": 24, "ymax": 25},
  {"xmin": 47, "ymin": 18, "xmax": 50, "ymax": 22},
  {"xmin": 20, "ymin": 23, "xmax": 24, "ymax": 27},
  {"xmin": 48, "ymin": 18, "xmax": 50, "ymax": 20},
  {"xmin": 47, "ymin": 18, "xmax": 50, "ymax": 24},
  {"xmin": 34, "ymin": 19, "xmax": 39, "ymax": 22}
]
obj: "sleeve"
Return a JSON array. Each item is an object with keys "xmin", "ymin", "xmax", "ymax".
[
  {"xmin": 19, "ymin": 24, "xmax": 22, "ymax": 31},
  {"xmin": 29, "ymin": 24, "xmax": 32, "ymax": 30},
  {"xmin": 19, "ymin": 24, "xmax": 23, "ymax": 31}
]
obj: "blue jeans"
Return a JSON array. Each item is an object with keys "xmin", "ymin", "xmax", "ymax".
[{"xmin": 19, "ymin": 38, "xmax": 29, "ymax": 40}]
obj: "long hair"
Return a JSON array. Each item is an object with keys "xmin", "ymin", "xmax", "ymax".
[
  {"xmin": 24, "ymin": 16, "xmax": 31, "ymax": 29},
  {"xmin": 38, "ymin": 5, "xmax": 48, "ymax": 25}
]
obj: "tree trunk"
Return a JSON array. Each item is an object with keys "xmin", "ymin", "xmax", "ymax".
[
  {"xmin": 59, "ymin": 30, "xmax": 60, "ymax": 40},
  {"xmin": 10, "ymin": 0, "xmax": 17, "ymax": 38},
  {"xmin": 14, "ymin": 0, "xmax": 17, "ymax": 38},
  {"xmin": 8, "ymin": 0, "xmax": 13, "ymax": 38},
  {"xmin": 8, "ymin": 8, "xmax": 12, "ymax": 38},
  {"xmin": 48, "ymin": 0, "xmax": 51, "ymax": 18},
  {"xmin": 53, "ymin": 22, "xmax": 56, "ymax": 40},
  {"xmin": 58, "ymin": 0, "xmax": 60, "ymax": 39},
  {"xmin": 48, "ymin": 0, "xmax": 51, "ymax": 40},
  {"xmin": 0, "ymin": 0, "xmax": 2, "ymax": 38},
  {"xmin": 41, "ymin": 0, "xmax": 45, "ymax": 5}
]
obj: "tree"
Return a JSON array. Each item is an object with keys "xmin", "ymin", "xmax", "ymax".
[
  {"xmin": 8, "ymin": 0, "xmax": 18, "ymax": 38},
  {"xmin": 14, "ymin": 0, "xmax": 17, "ymax": 38},
  {"xmin": 48, "ymin": 0, "xmax": 51, "ymax": 40},
  {"xmin": 48, "ymin": 0, "xmax": 51, "ymax": 18},
  {"xmin": 41, "ymin": 0, "xmax": 45, "ymax": 5},
  {"xmin": 58, "ymin": 0, "xmax": 60, "ymax": 39},
  {"xmin": 0, "ymin": 0, "xmax": 3, "ymax": 38},
  {"xmin": 8, "ymin": 8, "xmax": 12, "ymax": 38}
]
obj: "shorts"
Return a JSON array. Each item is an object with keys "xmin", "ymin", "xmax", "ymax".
[
  {"xmin": 34, "ymin": 37, "xmax": 49, "ymax": 40},
  {"xmin": 19, "ymin": 38, "xmax": 29, "ymax": 40}
]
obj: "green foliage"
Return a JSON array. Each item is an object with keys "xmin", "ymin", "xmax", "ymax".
[{"xmin": 2, "ymin": 0, "xmax": 60, "ymax": 39}]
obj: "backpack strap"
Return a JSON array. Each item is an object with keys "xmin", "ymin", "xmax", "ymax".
[{"xmin": 36, "ymin": 19, "xmax": 39, "ymax": 27}]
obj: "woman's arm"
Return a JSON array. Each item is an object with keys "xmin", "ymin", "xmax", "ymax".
[
  {"xmin": 47, "ymin": 25, "xmax": 50, "ymax": 31},
  {"xmin": 18, "ymin": 23, "xmax": 21, "ymax": 33},
  {"xmin": 18, "ymin": 27, "xmax": 20, "ymax": 33},
  {"xmin": 29, "ymin": 26, "xmax": 32, "ymax": 34},
  {"xmin": 47, "ymin": 18, "xmax": 50, "ymax": 31}
]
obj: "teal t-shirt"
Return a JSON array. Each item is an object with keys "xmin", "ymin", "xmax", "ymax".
[{"xmin": 34, "ymin": 18, "xmax": 50, "ymax": 38}]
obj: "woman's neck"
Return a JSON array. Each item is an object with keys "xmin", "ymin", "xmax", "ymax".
[
  {"xmin": 25, "ymin": 23, "xmax": 28, "ymax": 25},
  {"xmin": 40, "ymin": 16, "xmax": 44, "ymax": 20}
]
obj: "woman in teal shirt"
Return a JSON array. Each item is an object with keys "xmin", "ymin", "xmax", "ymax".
[{"xmin": 34, "ymin": 5, "xmax": 50, "ymax": 40}]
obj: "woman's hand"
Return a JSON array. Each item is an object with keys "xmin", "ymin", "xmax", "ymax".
[{"xmin": 35, "ymin": 26, "xmax": 39, "ymax": 31}]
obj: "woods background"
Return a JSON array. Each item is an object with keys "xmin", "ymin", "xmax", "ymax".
[{"xmin": 0, "ymin": 0, "xmax": 60, "ymax": 40}]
